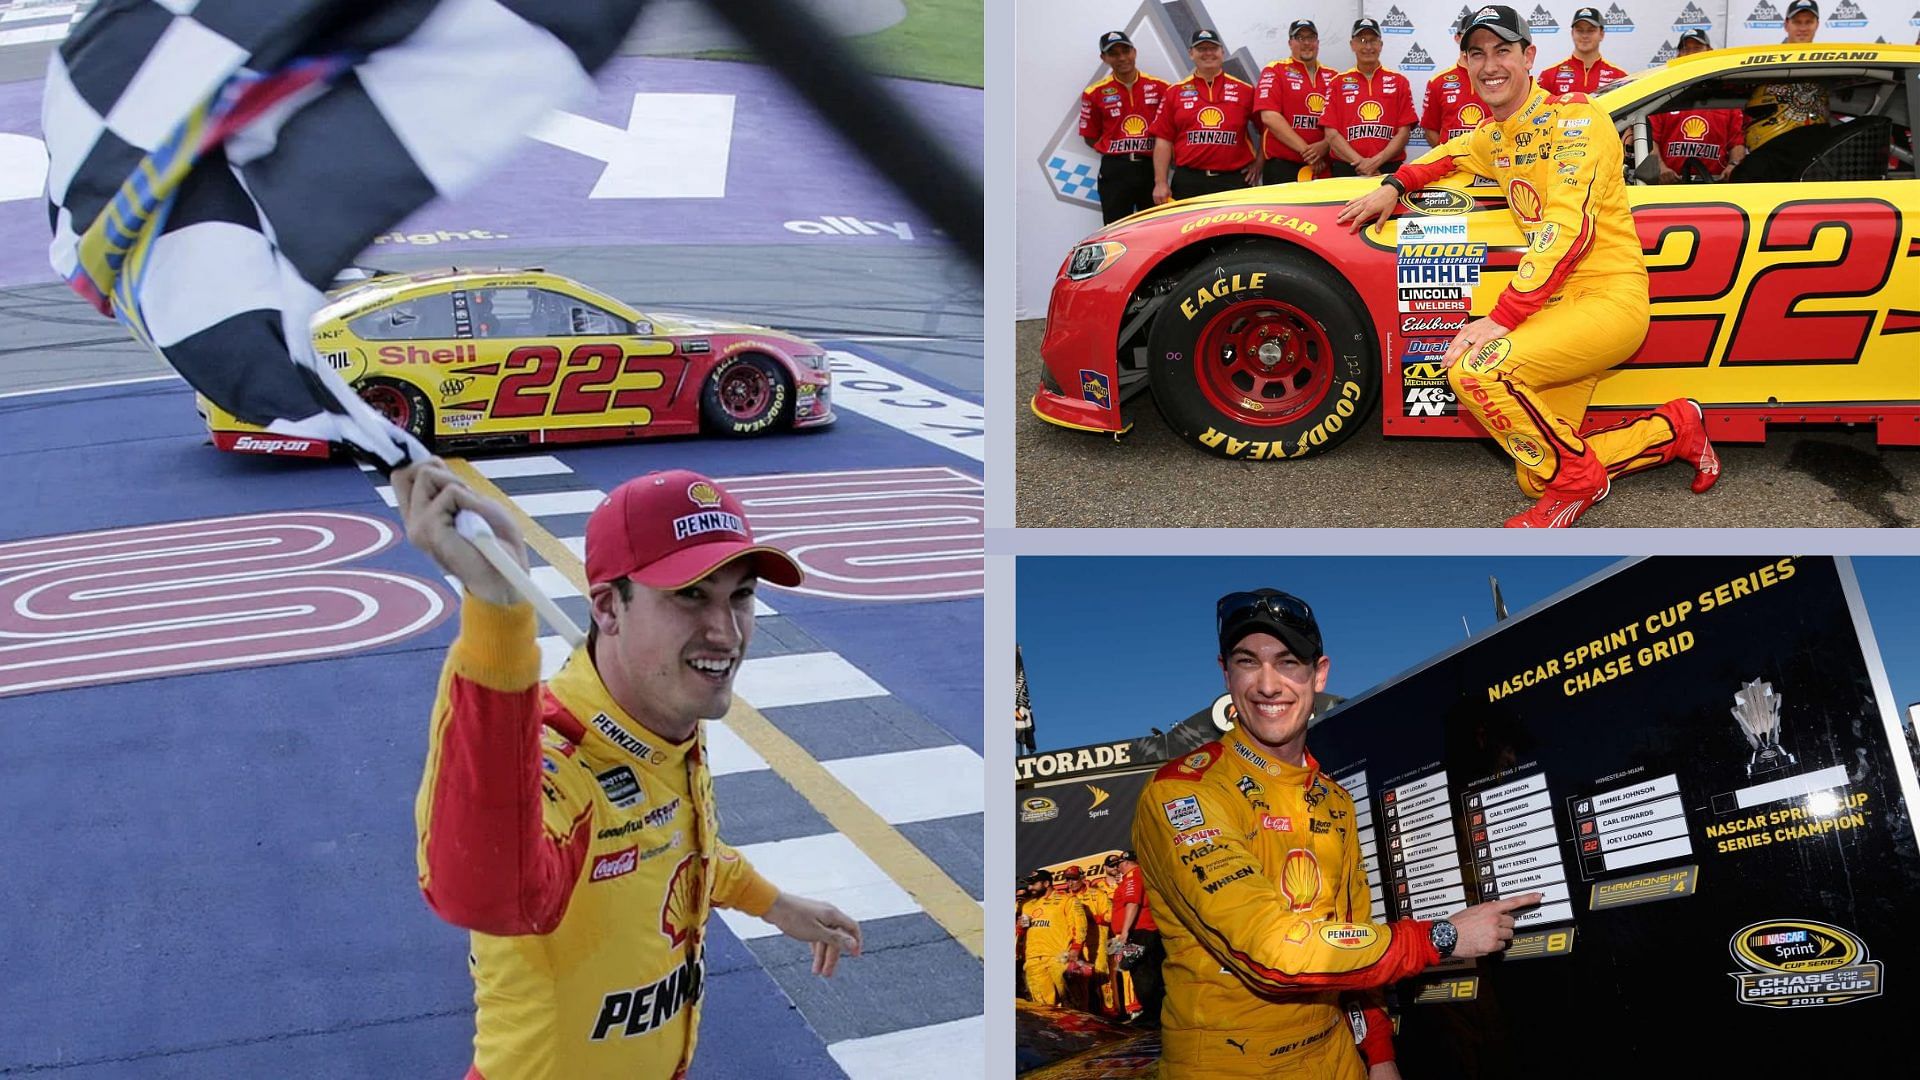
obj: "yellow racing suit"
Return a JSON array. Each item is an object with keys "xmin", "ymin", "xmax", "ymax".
[
  {"xmin": 415, "ymin": 598, "xmax": 780, "ymax": 1080},
  {"xmin": 1020, "ymin": 890, "xmax": 1090, "ymax": 1007},
  {"xmin": 1134, "ymin": 729, "xmax": 1430, "ymax": 1077},
  {"xmin": 1394, "ymin": 84, "xmax": 1677, "ymax": 497}
]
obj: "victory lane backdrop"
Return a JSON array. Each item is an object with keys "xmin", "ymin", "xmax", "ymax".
[
  {"xmin": 1298, "ymin": 555, "xmax": 1918, "ymax": 1078},
  {"xmin": 1017, "ymin": 0, "xmax": 1920, "ymax": 315},
  {"xmin": 1018, "ymin": 764, "xmax": 1157, "ymax": 872}
]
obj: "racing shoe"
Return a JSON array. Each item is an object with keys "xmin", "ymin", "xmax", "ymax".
[
  {"xmin": 1504, "ymin": 445, "xmax": 1610, "ymax": 529},
  {"xmin": 1654, "ymin": 397, "xmax": 1720, "ymax": 494}
]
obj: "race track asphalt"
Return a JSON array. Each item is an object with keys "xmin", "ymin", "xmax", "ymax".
[{"xmin": 1014, "ymin": 320, "xmax": 1920, "ymax": 530}]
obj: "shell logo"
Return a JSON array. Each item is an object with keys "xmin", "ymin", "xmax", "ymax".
[
  {"xmin": 659, "ymin": 853, "xmax": 701, "ymax": 949},
  {"xmin": 1306, "ymin": 92, "xmax": 1327, "ymax": 113},
  {"xmin": 1280, "ymin": 848, "xmax": 1323, "ymax": 912},
  {"xmin": 1459, "ymin": 103, "xmax": 1485, "ymax": 126},
  {"xmin": 1681, "ymin": 115, "xmax": 1709, "ymax": 139},
  {"xmin": 1508, "ymin": 178, "xmax": 1543, "ymax": 223},
  {"xmin": 687, "ymin": 481, "xmax": 723, "ymax": 507},
  {"xmin": 1122, "ymin": 115, "xmax": 1147, "ymax": 136},
  {"xmin": 1296, "ymin": 164, "xmax": 1314, "ymax": 182},
  {"xmin": 1358, "ymin": 100, "xmax": 1384, "ymax": 122},
  {"xmin": 1198, "ymin": 106, "xmax": 1225, "ymax": 127}
]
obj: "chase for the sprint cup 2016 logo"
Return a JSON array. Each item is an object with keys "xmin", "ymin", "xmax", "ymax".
[
  {"xmin": 1727, "ymin": 919, "xmax": 1884, "ymax": 1008},
  {"xmin": 1528, "ymin": 5, "xmax": 1560, "ymax": 34},
  {"xmin": 1020, "ymin": 796, "xmax": 1060, "ymax": 823},
  {"xmin": 1401, "ymin": 43, "xmax": 1436, "ymax": 72},
  {"xmin": 1381, "ymin": 5, "xmax": 1415, "ymax": 33},
  {"xmin": 1828, "ymin": 0, "xmax": 1868, "ymax": 28},
  {"xmin": 1603, "ymin": 3, "xmax": 1634, "ymax": 32},
  {"xmin": 1673, "ymin": 2, "xmax": 1712, "ymax": 31},
  {"xmin": 1746, "ymin": 1, "xmax": 1783, "ymax": 29}
]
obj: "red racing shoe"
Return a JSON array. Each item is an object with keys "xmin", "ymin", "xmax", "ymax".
[
  {"xmin": 1654, "ymin": 398, "xmax": 1720, "ymax": 494},
  {"xmin": 1505, "ymin": 445, "xmax": 1610, "ymax": 528}
]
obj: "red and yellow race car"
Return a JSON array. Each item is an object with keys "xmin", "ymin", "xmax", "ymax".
[
  {"xmin": 1032, "ymin": 43, "xmax": 1920, "ymax": 461},
  {"xmin": 199, "ymin": 268, "xmax": 834, "ymax": 457}
]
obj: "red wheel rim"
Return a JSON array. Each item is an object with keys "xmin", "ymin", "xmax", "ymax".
[
  {"xmin": 719, "ymin": 365, "xmax": 771, "ymax": 420},
  {"xmin": 1191, "ymin": 298, "xmax": 1334, "ymax": 427},
  {"xmin": 361, "ymin": 384, "xmax": 411, "ymax": 428}
]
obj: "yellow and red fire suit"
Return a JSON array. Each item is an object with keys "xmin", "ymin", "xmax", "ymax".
[
  {"xmin": 1393, "ymin": 84, "xmax": 1677, "ymax": 497},
  {"xmin": 1020, "ymin": 889, "xmax": 1091, "ymax": 1007},
  {"xmin": 1134, "ymin": 729, "xmax": 1431, "ymax": 1077},
  {"xmin": 415, "ymin": 598, "xmax": 780, "ymax": 1080}
]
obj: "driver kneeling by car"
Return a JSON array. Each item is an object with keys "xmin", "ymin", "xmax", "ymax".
[{"xmin": 1337, "ymin": 5, "xmax": 1720, "ymax": 528}]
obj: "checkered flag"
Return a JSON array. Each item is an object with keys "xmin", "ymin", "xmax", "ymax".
[{"xmin": 44, "ymin": 0, "xmax": 648, "ymax": 469}]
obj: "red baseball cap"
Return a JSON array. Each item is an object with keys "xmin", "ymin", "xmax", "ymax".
[{"xmin": 584, "ymin": 470, "xmax": 803, "ymax": 590}]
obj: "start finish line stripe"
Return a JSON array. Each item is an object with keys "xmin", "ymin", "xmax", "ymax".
[{"xmin": 824, "ymin": 350, "xmax": 983, "ymax": 462}]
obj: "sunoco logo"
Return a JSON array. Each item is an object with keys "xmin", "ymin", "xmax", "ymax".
[
  {"xmin": 1401, "ymin": 43, "xmax": 1436, "ymax": 70},
  {"xmin": 1829, "ymin": 0, "xmax": 1867, "ymax": 27},
  {"xmin": 1674, "ymin": 3, "xmax": 1711, "ymax": 31},
  {"xmin": 1746, "ymin": 1, "xmax": 1782, "ymax": 29},
  {"xmin": 1604, "ymin": 3, "xmax": 1634, "ymax": 31},
  {"xmin": 1728, "ymin": 919, "xmax": 1883, "ymax": 1008},
  {"xmin": 1529, "ymin": 5, "xmax": 1560, "ymax": 33},
  {"xmin": 1382, "ymin": 5, "xmax": 1415, "ymax": 33}
]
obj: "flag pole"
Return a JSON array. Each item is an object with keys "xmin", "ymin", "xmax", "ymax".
[{"xmin": 455, "ymin": 511, "xmax": 587, "ymax": 648}]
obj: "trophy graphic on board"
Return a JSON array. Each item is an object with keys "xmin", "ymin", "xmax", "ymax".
[{"xmin": 1731, "ymin": 678, "xmax": 1796, "ymax": 780}]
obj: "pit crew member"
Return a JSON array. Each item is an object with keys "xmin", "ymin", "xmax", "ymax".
[
  {"xmin": 1322, "ymin": 19, "xmax": 1416, "ymax": 177},
  {"xmin": 1337, "ymin": 5, "xmax": 1721, "ymax": 528},
  {"xmin": 1082, "ymin": 31, "xmax": 1170, "ymax": 223},
  {"xmin": 1020, "ymin": 867, "xmax": 1092, "ymax": 1007},
  {"xmin": 1151, "ymin": 29, "xmax": 1261, "ymax": 202},
  {"xmin": 1255, "ymin": 20, "xmax": 1339, "ymax": 184},
  {"xmin": 1540, "ymin": 7, "xmax": 1627, "ymax": 96},
  {"xmin": 1421, "ymin": 17, "xmax": 1489, "ymax": 148},
  {"xmin": 1651, "ymin": 29, "xmax": 1747, "ymax": 182},
  {"xmin": 1109, "ymin": 849, "xmax": 1162, "ymax": 1024},
  {"xmin": 403, "ymin": 462, "xmax": 862, "ymax": 1078},
  {"xmin": 1135, "ymin": 588, "xmax": 1540, "ymax": 1076}
]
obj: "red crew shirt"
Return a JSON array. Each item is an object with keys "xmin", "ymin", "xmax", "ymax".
[
  {"xmin": 1651, "ymin": 108, "xmax": 1746, "ymax": 176},
  {"xmin": 1111, "ymin": 865, "xmax": 1156, "ymax": 934},
  {"xmin": 1150, "ymin": 72, "xmax": 1257, "ymax": 170},
  {"xmin": 1080, "ymin": 71, "xmax": 1171, "ymax": 156},
  {"xmin": 1421, "ymin": 64, "xmax": 1490, "ymax": 141},
  {"xmin": 1324, "ymin": 67, "xmax": 1417, "ymax": 160},
  {"xmin": 1253, "ymin": 59, "xmax": 1338, "ymax": 163},
  {"xmin": 1541, "ymin": 55, "xmax": 1628, "ymax": 96}
]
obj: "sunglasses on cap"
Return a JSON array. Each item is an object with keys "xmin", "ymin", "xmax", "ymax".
[{"xmin": 1216, "ymin": 590, "xmax": 1315, "ymax": 636}]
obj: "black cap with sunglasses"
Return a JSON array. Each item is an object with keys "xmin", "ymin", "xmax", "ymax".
[{"xmin": 1216, "ymin": 588, "xmax": 1323, "ymax": 660}]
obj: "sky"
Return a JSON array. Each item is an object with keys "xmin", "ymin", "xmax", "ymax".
[{"xmin": 1016, "ymin": 555, "xmax": 1920, "ymax": 753}]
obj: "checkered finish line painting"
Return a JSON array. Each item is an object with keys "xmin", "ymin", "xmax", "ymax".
[{"xmin": 1048, "ymin": 155, "xmax": 1101, "ymax": 207}]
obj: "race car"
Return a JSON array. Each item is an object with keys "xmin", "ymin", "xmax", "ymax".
[
  {"xmin": 199, "ymin": 268, "xmax": 833, "ymax": 458},
  {"xmin": 1032, "ymin": 43, "xmax": 1920, "ymax": 461}
]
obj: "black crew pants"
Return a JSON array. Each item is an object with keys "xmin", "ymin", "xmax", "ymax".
[
  {"xmin": 1169, "ymin": 164, "xmax": 1249, "ymax": 200},
  {"xmin": 1330, "ymin": 157, "xmax": 1405, "ymax": 178},
  {"xmin": 1097, "ymin": 154, "xmax": 1156, "ymax": 223},
  {"xmin": 1130, "ymin": 929, "xmax": 1167, "ymax": 1024}
]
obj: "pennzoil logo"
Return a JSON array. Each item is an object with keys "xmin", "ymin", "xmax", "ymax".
[
  {"xmin": 1020, "ymin": 796, "xmax": 1060, "ymax": 823},
  {"xmin": 1728, "ymin": 919, "xmax": 1883, "ymax": 1008},
  {"xmin": 1320, "ymin": 923, "xmax": 1378, "ymax": 950}
]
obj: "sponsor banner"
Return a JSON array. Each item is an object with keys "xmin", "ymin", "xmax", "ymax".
[{"xmin": 1015, "ymin": 767, "xmax": 1157, "ymax": 871}]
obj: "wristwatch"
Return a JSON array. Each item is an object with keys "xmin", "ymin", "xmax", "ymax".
[{"xmin": 1429, "ymin": 918, "xmax": 1459, "ymax": 959}]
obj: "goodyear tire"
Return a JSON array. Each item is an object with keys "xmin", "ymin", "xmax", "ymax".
[
  {"xmin": 702, "ymin": 353, "xmax": 790, "ymax": 437},
  {"xmin": 1148, "ymin": 248, "xmax": 1377, "ymax": 460},
  {"xmin": 358, "ymin": 378, "xmax": 434, "ymax": 445}
]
